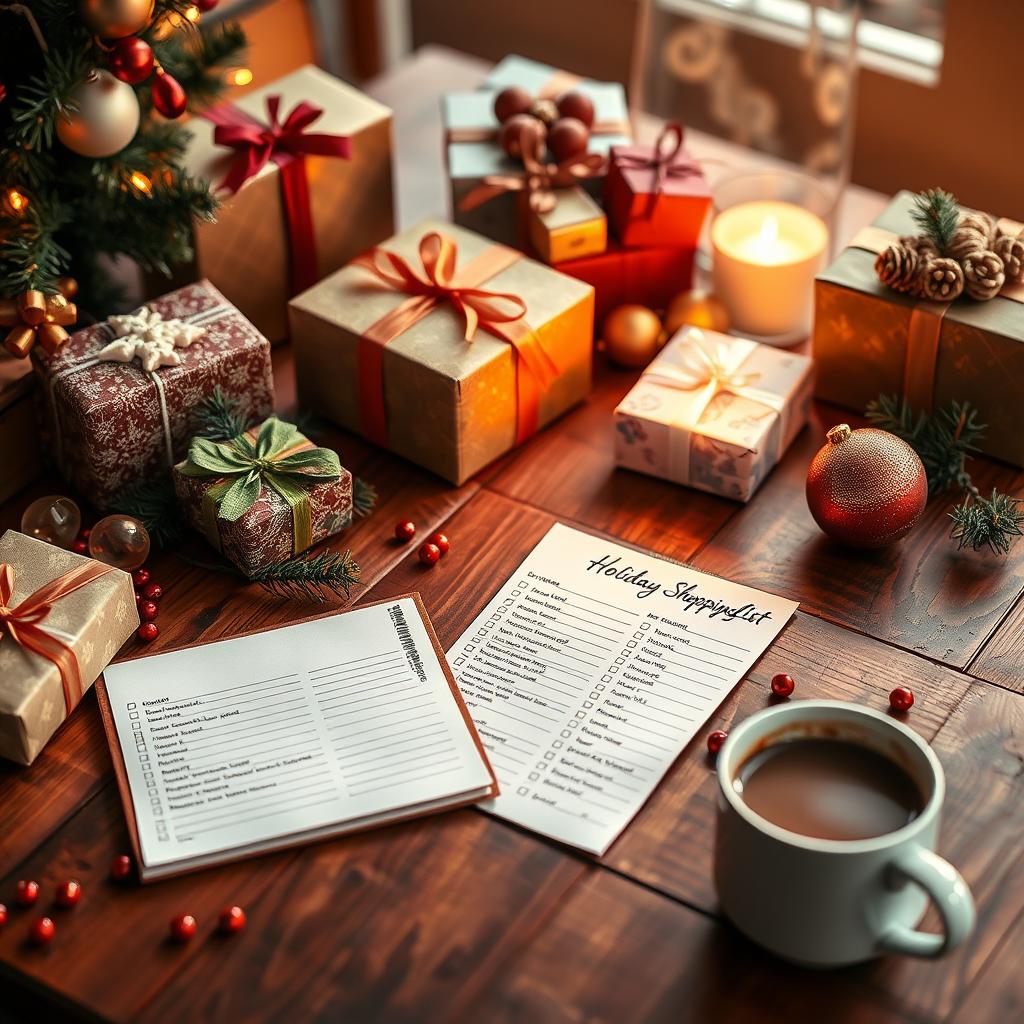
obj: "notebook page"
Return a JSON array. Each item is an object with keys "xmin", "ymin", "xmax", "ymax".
[
  {"xmin": 102, "ymin": 597, "xmax": 493, "ymax": 871},
  {"xmin": 448, "ymin": 523, "xmax": 798, "ymax": 855}
]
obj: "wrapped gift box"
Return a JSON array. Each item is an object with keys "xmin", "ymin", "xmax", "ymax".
[
  {"xmin": 814, "ymin": 190, "xmax": 1024, "ymax": 466},
  {"xmin": 0, "ymin": 529, "xmax": 138, "ymax": 765},
  {"xmin": 605, "ymin": 126, "xmax": 711, "ymax": 248},
  {"xmin": 528, "ymin": 186, "xmax": 607, "ymax": 264},
  {"xmin": 444, "ymin": 55, "xmax": 631, "ymax": 247},
  {"xmin": 33, "ymin": 281, "xmax": 273, "ymax": 510},
  {"xmin": 173, "ymin": 417, "xmax": 353, "ymax": 575},
  {"xmin": 289, "ymin": 218, "xmax": 594, "ymax": 484},
  {"xmin": 614, "ymin": 328, "xmax": 813, "ymax": 501},
  {"xmin": 169, "ymin": 64, "xmax": 394, "ymax": 343},
  {"xmin": 0, "ymin": 355, "xmax": 42, "ymax": 504},
  {"xmin": 554, "ymin": 240, "xmax": 695, "ymax": 326}
]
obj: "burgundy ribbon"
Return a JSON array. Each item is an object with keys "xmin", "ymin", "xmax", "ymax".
[
  {"xmin": 203, "ymin": 96, "xmax": 353, "ymax": 293},
  {"xmin": 615, "ymin": 123, "xmax": 700, "ymax": 218}
]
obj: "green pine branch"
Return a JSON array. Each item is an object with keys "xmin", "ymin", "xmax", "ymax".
[
  {"xmin": 910, "ymin": 188, "xmax": 960, "ymax": 256},
  {"xmin": 112, "ymin": 478, "xmax": 187, "ymax": 550},
  {"xmin": 250, "ymin": 549, "xmax": 362, "ymax": 602},
  {"xmin": 353, "ymin": 477, "xmax": 378, "ymax": 517},
  {"xmin": 950, "ymin": 490, "xmax": 1024, "ymax": 555},
  {"xmin": 192, "ymin": 386, "xmax": 250, "ymax": 441},
  {"xmin": 156, "ymin": 22, "xmax": 248, "ymax": 111}
]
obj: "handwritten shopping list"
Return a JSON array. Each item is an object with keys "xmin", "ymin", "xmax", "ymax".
[{"xmin": 448, "ymin": 523, "xmax": 798, "ymax": 855}]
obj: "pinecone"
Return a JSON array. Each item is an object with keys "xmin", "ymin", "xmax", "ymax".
[
  {"xmin": 875, "ymin": 242, "xmax": 921, "ymax": 293},
  {"xmin": 948, "ymin": 211, "xmax": 996, "ymax": 264},
  {"xmin": 994, "ymin": 231, "xmax": 1024, "ymax": 284},
  {"xmin": 963, "ymin": 249, "xmax": 1006, "ymax": 300},
  {"xmin": 901, "ymin": 234, "xmax": 939, "ymax": 261},
  {"xmin": 918, "ymin": 257, "xmax": 964, "ymax": 301}
]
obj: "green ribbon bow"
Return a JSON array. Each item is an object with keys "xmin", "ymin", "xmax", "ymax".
[{"xmin": 180, "ymin": 417, "xmax": 342, "ymax": 555}]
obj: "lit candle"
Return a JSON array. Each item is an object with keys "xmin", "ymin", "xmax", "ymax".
[{"xmin": 711, "ymin": 200, "xmax": 829, "ymax": 340}]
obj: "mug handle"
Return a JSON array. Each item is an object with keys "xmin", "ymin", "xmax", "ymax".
[{"xmin": 876, "ymin": 846, "xmax": 975, "ymax": 958}]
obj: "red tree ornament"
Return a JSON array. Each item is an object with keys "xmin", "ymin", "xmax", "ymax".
[
  {"xmin": 555, "ymin": 90, "xmax": 595, "ymax": 128},
  {"xmin": 806, "ymin": 424, "xmax": 928, "ymax": 548},
  {"xmin": 547, "ymin": 116, "xmax": 589, "ymax": 162},
  {"xmin": 109, "ymin": 37, "xmax": 154, "ymax": 85},
  {"xmin": 152, "ymin": 67, "xmax": 187, "ymax": 119},
  {"xmin": 493, "ymin": 85, "xmax": 532, "ymax": 123}
]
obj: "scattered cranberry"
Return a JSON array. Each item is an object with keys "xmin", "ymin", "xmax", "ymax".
[
  {"xmin": 55, "ymin": 880, "xmax": 81, "ymax": 908},
  {"xmin": 169, "ymin": 913, "xmax": 198, "ymax": 943},
  {"xmin": 418, "ymin": 542, "xmax": 441, "ymax": 566},
  {"xmin": 132, "ymin": 567, "xmax": 151, "ymax": 588},
  {"xmin": 394, "ymin": 520, "xmax": 416, "ymax": 542},
  {"xmin": 80, "ymin": 528, "xmax": 91, "ymax": 541},
  {"xmin": 72, "ymin": 539, "xmax": 88, "ymax": 554},
  {"xmin": 16, "ymin": 880, "xmax": 39, "ymax": 907},
  {"xmin": 889, "ymin": 686, "xmax": 915, "ymax": 713},
  {"xmin": 770, "ymin": 673, "xmax": 795, "ymax": 698},
  {"xmin": 218, "ymin": 905, "xmax": 246, "ymax": 934},
  {"xmin": 138, "ymin": 622, "xmax": 159, "ymax": 642},
  {"xmin": 706, "ymin": 730, "xmax": 728, "ymax": 755},
  {"xmin": 110, "ymin": 854, "xmax": 133, "ymax": 881},
  {"xmin": 141, "ymin": 582, "xmax": 163, "ymax": 602},
  {"xmin": 30, "ymin": 916, "xmax": 55, "ymax": 945},
  {"xmin": 0, "ymin": 903, "xmax": 7, "ymax": 927},
  {"xmin": 428, "ymin": 532, "xmax": 450, "ymax": 555},
  {"xmin": 138, "ymin": 600, "xmax": 159, "ymax": 622}
]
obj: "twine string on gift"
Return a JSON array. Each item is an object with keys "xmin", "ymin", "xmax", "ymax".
[
  {"xmin": 353, "ymin": 231, "xmax": 560, "ymax": 448},
  {"xmin": 179, "ymin": 417, "xmax": 342, "ymax": 556},
  {"xmin": 204, "ymin": 95, "xmax": 352, "ymax": 294},
  {"xmin": 0, "ymin": 560, "xmax": 115, "ymax": 716},
  {"xmin": 614, "ymin": 122, "xmax": 701, "ymax": 219}
]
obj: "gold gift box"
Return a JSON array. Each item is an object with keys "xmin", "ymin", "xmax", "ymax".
[
  {"xmin": 0, "ymin": 530, "xmax": 139, "ymax": 765},
  {"xmin": 527, "ymin": 187, "xmax": 608, "ymax": 265},
  {"xmin": 167, "ymin": 64, "xmax": 395, "ymax": 344},
  {"xmin": 289, "ymin": 218, "xmax": 595, "ymax": 484}
]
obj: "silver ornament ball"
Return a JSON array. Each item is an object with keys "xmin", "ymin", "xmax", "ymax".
[{"xmin": 56, "ymin": 70, "xmax": 140, "ymax": 158}]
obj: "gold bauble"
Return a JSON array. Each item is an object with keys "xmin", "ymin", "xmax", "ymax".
[
  {"xmin": 602, "ymin": 304, "xmax": 665, "ymax": 369},
  {"xmin": 663, "ymin": 289, "xmax": 731, "ymax": 337},
  {"xmin": 56, "ymin": 70, "xmax": 140, "ymax": 158},
  {"xmin": 79, "ymin": 0, "xmax": 154, "ymax": 38}
]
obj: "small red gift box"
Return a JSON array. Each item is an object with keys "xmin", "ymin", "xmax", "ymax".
[{"xmin": 605, "ymin": 124, "xmax": 710, "ymax": 249}]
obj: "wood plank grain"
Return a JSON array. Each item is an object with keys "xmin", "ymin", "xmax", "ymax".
[
  {"xmin": 468, "ymin": 870, "xmax": 916, "ymax": 1024},
  {"xmin": 950, "ymin": 891, "xmax": 1024, "ymax": 1021},
  {"xmin": 967, "ymin": 594, "xmax": 1024, "ymax": 693},
  {"xmin": 690, "ymin": 401, "xmax": 1024, "ymax": 668}
]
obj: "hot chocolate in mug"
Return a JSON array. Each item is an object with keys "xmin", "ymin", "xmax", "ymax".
[{"xmin": 714, "ymin": 700, "xmax": 975, "ymax": 967}]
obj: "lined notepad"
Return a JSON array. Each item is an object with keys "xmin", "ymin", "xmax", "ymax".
[{"xmin": 99, "ymin": 595, "xmax": 497, "ymax": 880}]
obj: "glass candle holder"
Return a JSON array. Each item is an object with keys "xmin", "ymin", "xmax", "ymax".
[{"xmin": 710, "ymin": 169, "xmax": 830, "ymax": 345}]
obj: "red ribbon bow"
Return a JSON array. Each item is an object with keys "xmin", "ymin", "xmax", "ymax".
[
  {"xmin": 616, "ymin": 123, "xmax": 701, "ymax": 217},
  {"xmin": 0, "ymin": 560, "xmax": 114, "ymax": 718},
  {"xmin": 204, "ymin": 96, "xmax": 352, "ymax": 293}
]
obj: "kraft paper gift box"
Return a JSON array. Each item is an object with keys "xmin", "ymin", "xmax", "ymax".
[
  {"xmin": 173, "ymin": 417, "xmax": 354, "ymax": 576},
  {"xmin": 0, "ymin": 529, "xmax": 138, "ymax": 765},
  {"xmin": 814, "ymin": 190, "xmax": 1024, "ymax": 467},
  {"xmin": 170, "ymin": 64, "xmax": 394, "ymax": 344},
  {"xmin": 527, "ymin": 187, "xmax": 607, "ymax": 264},
  {"xmin": 605, "ymin": 124, "xmax": 711, "ymax": 249},
  {"xmin": 289, "ymin": 218, "xmax": 595, "ymax": 485},
  {"xmin": 32, "ymin": 281, "xmax": 273, "ymax": 510},
  {"xmin": 0, "ymin": 355, "xmax": 43, "ymax": 504},
  {"xmin": 614, "ymin": 328, "xmax": 813, "ymax": 502}
]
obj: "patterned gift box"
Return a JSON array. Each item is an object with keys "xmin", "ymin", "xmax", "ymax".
[
  {"xmin": 289, "ymin": 219, "xmax": 594, "ymax": 485},
  {"xmin": 614, "ymin": 328, "xmax": 813, "ymax": 502},
  {"xmin": 0, "ymin": 354, "xmax": 42, "ymax": 504},
  {"xmin": 605, "ymin": 124, "xmax": 711, "ymax": 249},
  {"xmin": 0, "ymin": 529, "xmax": 138, "ymax": 765},
  {"xmin": 32, "ymin": 281, "xmax": 273, "ymax": 510},
  {"xmin": 173, "ymin": 417, "xmax": 353, "ymax": 576},
  {"xmin": 814, "ymin": 190, "xmax": 1024, "ymax": 466}
]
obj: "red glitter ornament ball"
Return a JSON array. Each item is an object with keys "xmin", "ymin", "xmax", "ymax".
[
  {"xmin": 770, "ymin": 673, "xmax": 795, "ymax": 698},
  {"xmin": 139, "ymin": 600, "xmax": 159, "ymax": 622},
  {"xmin": 0, "ymin": 903, "xmax": 7, "ymax": 927},
  {"xmin": 498, "ymin": 113, "xmax": 545, "ymax": 159},
  {"xmin": 141, "ymin": 582, "xmax": 163, "ymax": 601},
  {"xmin": 806, "ymin": 424, "xmax": 927, "ymax": 548},
  {"xmin": 30, "ymin": 916, "xmax": 55, "ymax": 945},
  {"xmin": 493, "ymin": 85, "xmax": 532, "ymax": 123},
  {"xmin": 16, "ymin": 880, "xmax": 39, "ymax": 906},
  {"xmin": 889, "ymin": 686, "xmax": 915, "ymax": 713},
  {"xmin": 547, "ymin": 117, "xmax": 589, "ymax": 162},
  {"xmin": 394, "ymin": 520, "xmax": 416, "ymax": 542},
  {"xmin": 169, "ymin": 913, "xmax": 198, "ymax": 942},
  {"xmin": 428, "ymin": 533, "xmax": 450, "ymax": 555},
  {"xmin": 152, "ymin": 68, "xmax": 187, "ymax": 119},
  {"xmin": 707, "ymin": 730, "xmax": 728, "ymax": 755},
  {"xmin": 555, "ymin": 90, "xmax": 595, "ymax": 128},
  {"xmin": 132, "ymin": 568, "xmax": 150, "ymax": 587},
  {"xmin": 418, "ymin": 543, "xmax": 441, "ymax": 566},
  {"xmin": 110, "ymin": 854, "xmax": 133, "ymax": 881},
  {"xmin": 108, "ymin": 36, "xmax": 155, "ymax": 85},
  {"xmin": 218, "ymin": 905, "xmax": 246, "ymax": 934},
  {"xmin": 55, "ymin": 880, "xmax": 82, "ymax": 908},
  {"xmin": 138, "ymin": 622, "xmax": 159, "ymax": 642}
]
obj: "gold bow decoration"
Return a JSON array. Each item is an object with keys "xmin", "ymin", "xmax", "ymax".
[
  {"xmin": 1, "ymin": 281, "xmax": 78, "ymax": 358},
  {"xmin": 642, "ymin": 331, "xmax": 761, "ymax": 396}
]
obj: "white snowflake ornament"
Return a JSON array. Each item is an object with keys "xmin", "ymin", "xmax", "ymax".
[{"xmin": 96, "ymin": 305, "xmax": 205, "ymax": 372}]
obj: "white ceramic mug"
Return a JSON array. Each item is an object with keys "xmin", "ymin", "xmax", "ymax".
[{"xmin": 714, "ymin": 700, "xmax": 975, "ymax": 967}]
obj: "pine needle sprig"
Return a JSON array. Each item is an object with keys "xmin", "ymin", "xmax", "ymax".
[
  {"xmin": 113, "ymin": 478, "xmax": 188, "ymax": 549},
  {"xmin": 950, "ymin": 490, "xmax": 1024, "ymax": 555},
  {"xmin": 192, "ymin": 386, "xmax": 250, "ymax": 440},
  {"xmin": 910, "ymin": 188, "xmax": 960, "ymax": 256},
  {"xmin": 249, "ymin": 549, "xmax": 361, "ymax": 602},
  {"xmin": 353, "ymin": 477, "xmax": 378, "ymax": 517}
]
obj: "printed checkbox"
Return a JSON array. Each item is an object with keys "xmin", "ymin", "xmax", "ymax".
[
  {"xmin": 615, "ymin": 657, "xmax": 625, "ymax": 665},
  {"xmin": 512, "ymin": 589, "xmax": 522, "ymax": 597},
  {"xmin": 633, "ymin": 631, "xmax": 644, "ymax": 640},
  {"xmin": 610, "ymin": 666, "xmax": 619, "ymax": 674},
  {"xmin": 584, "ymin": 701, "xmax": 593, "ymax": 709},
  {"xmin": 140, "ymin": 754, "xmax": 149, "ymax": 761},
  {"xmin": 528, "ymin": 772, "xmax": 539, "ymax": 781},
  {"xmin": 143, "ymin": 771, "xmax": 153, "ymax": 779},
  {"xmin": 129, "ymin": 711, "xmax": 139, "ymax": 720},
  {"xmin": 536, "ymin": 761, "xmax": 548, "ymax": 770},
  {"xmin": 627, "ymin": 640, "xmax": 637, "ymax": 648},
  {"xmin": 150, "ymin": 795, "xmax": 160, "ymax": 804},
  {"xmin": 544, "ymin": 751, "xmax": 555, "ymax": 759},
  {"xmin": 517, "ymin": 786, "xmax": 530, "ymax": 796},
  {"xmin": 146, "ymin": 779, "xmax": 156, "ymax": 788},
  {"xmin": 560, "ymin": 730, "xmax": 571, "ymax": 738},
  {"xmin": 568, "ymin": 720, "xmax": 579, "ymax": 729},
  {"xmin": 590, "ymin": 691, "xmax": 600, "ymax": 699},
  {"xmin": 454, "ymin": 657, "xmax": 465, "ymax": 666},
  {"xmin": 131, "ymin": 721, "xmax": 141, "ymax": 730},
  {"xmin": 552, "ymin": 740, "xmax": 563, "ymax": 749},
  {"xmin": 477, "ymin": 628, "xmax": 488, "ymax": 637},
  {"xmin": 639, "ymin": 622, "xmax": 651, "ymax": 631},
  {"xmin": 518, "ymin": 580, "xmax": 528, "ymax": 587},
  {"xmin": 465, "ymin": 643, "xmax": 476, "ymax": 652},
  {"xmin": 602, "ymin": 674, "xmax": 612, "ymax": 682},
  {"xmin": 596, "ymin": 684, "xmax": 605, "ymax": 691},
  {"xmin": 127, "ymin": 702, "xmax": 136, "ymax": 710},
  {"xmin": 620, "ymin": 649, "xmax": 631, "ymax": 657}
]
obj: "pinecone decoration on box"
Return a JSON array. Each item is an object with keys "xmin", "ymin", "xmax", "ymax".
[
  {"xmin": 875, "ymin": 242, "xmax": 922, "ymax": 294},
  {"xmin": 963, "ymin": 249, "xmax": 1006, "ymax": 300},
  {"xmin": 918, "ymin": 257, "xmax": 965, "ymax": 301},
  {"xmin": 994, "ymin": 231, "xmax": 1024, "ymax": 284},
  {"xmin": 948, "ymin": 210, "xmax": 997, "ymax": 263}
]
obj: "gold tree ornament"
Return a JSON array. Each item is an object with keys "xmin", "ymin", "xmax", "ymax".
[
  {"xmin": 79, "ymin": 0, "xmax": 154, "ymax": 38},
  {"xmin": 0, "ymin": 289, "xmax": 77, "ymax": 357}
]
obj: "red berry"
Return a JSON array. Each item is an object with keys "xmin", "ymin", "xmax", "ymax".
[
  {"xmin": 0, "ymin": 903, "xmax": 7, "ymax": 927},
  {"xmin": 110, "ymin": 854, "xmax": 133, "ymax": 881},
  {"xmin": 394, "ymin": 520, "xmax": 416, "ymax": 542},
  {"xmin": 138, "ymin": 622, "xmax": 159, "ymax": 642},
  {"xmin": 16, "ymin": 880, "xmax": 39, "ymax": 906},
  {"xmin": 139, "ymin": 600, "xmax": 159, "ymax": 622},
  {"xmin": 418, "ymin": 542, "xmax": 441, "ymax": 566},
  {"xmin": 141, "ymin": 582, "xmax": 163, "ymax": 602},
  {"xmin": 770, "ymin": 673, "xmax": 795, "ymax": 698},
  {"xmin": 889, "ymin": 686, "xmax": 915, "ymax": 713},
  {"xmin": 72, "ymin": 539, "xmax": 88, "ymax": 554},
  {"xmin": 706, "ymin": 730, "xmax": 728, "ymax": 755},
  {"xmin": 170, "ymin": 913, "xmax": 197, "ymax": 942},
  {"xmin": 80, "ymin": 528, "xmax": 91, "ymax": 540},
  {"xmin": 428, "ymin": 532, "xmax": 450, "ymax": 555},
  {"xmin": 55, "ymin": 880, "xmax": 81, "ymax": 908},
  {"xmin": 218, "ymin": 905, "xmax": 246, "ymax": 934},
  {"xmin": 30, "ymin": 916, "xmax": 55, "ymax": 945},
  {"xmin": 132, "ymin": 568, "xmax": 151, "ymax": 588}
]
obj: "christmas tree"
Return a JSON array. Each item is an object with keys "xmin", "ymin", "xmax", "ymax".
[{"xmin": 0, "ymin": 0, "xmax": 246, "ymax": 331}]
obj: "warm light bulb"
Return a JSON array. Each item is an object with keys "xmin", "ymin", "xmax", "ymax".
[
  {"xmin": 184, "ymin": 5, "xmax": 200, "ymax": 21},
  {"xmin": 230, "ymin": 67, "xmax": 253, "ymax": 86},
  {"xmin": 129, "ymin": 172, "xmax": 152, "ymax": 195},
  {"xmin": 7, "ymin": 189, "xmax": 28, "ymax": 213},
  {"xmin": 759, "ymin": 215, "xmax": 779, "ymax": 248}
]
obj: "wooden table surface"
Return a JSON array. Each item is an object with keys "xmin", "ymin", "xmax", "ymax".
[{"xmin": 2, "ymin": 47, "xmax": 1023, "ymax": 1024}]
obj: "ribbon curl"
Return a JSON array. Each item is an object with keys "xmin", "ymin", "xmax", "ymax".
[
  {"xmin": 0, "ymin": 560, "xmax": 114, "ymax": 716},
  {"xmin": 614, "ymin": 123, "xmax": 702, "ymax": 218},
  {"xmin": 1, "ymin": 290, "xmax": 77, "ymax": 359}
]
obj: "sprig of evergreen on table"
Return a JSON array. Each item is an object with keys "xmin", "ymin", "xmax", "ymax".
[
  {"xmin": 866, "ymin": 395, "xmax": 1023, "ymax": 554},
  {"xmin": 249, "ymin": 549, "xmax": 361, "ymax": 602}
]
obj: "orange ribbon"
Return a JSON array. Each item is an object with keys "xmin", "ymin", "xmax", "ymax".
[
  {"xmin": 0, "ymin": 560, "xmax": 114, "ymax": 717},
  {"xmin": 353, "ymin": 231, "xmax": 560, "ymax": 447}
]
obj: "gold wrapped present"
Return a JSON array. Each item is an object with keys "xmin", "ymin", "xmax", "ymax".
[
  {"xmin": 527, "ymin": 186, "xmax": 607, "ymax": 264},
  {"xmin": 289, "ymin": 219, "xmax": 594, "ymax": 484},
  {"xmin": 614, "ymin": 328, "xmax": 813, "ymax": 502},
  {"xmin": 0, "ymin": 530, "xmax": 139, "ymax": 765}
]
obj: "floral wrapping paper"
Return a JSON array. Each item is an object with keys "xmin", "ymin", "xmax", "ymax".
[
  {"xmin": 31, "ymin": 281, "xmax": 274, "ymax": 510},
  {"xmin": 173, "ymin": 444, "xmax": 354, "ymax": 576},
  {"xmin": 0, "ymin": 529, "xmax": 139, "ymax": 766}
]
